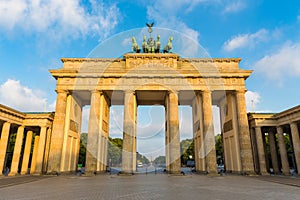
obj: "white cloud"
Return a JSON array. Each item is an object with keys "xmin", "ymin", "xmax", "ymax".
[
  {"xmin": 223, "ymin": 0, "xmax": 246, "ymax": 14},
  {"xmin": 0, "ymin": 0, "xmax": 120, "ymax": 39},
  {"xmin": 223, "ymin": 29, "xmax": 269, "ymax": 51},
  {"xmin": 254, "ymin": 42, "xmax": 300, "ymax": 80},
  {"xmin": 0, "ymin": 79, "xmax": 49, "ymax": 112},
  {"xmin": 245, "ymin": 91, "xmax": 261, "ymax": 112}
]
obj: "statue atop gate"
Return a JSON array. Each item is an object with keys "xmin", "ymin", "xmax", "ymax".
[{"xmin": 131, "ymin": 22, "xmax": 173, "ymax": 53}]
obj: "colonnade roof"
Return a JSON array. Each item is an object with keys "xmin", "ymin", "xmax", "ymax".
[
  {"xmin": 0, "ymin": 103, "xmax": 54, "ymax": 127},
  {"xmin": 248, "ymin": 104, "xmax": 300, "ymax": 127}
]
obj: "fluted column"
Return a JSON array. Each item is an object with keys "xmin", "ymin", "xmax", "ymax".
[
  {"xmin": 235, "ymin": 90, "xmax": 255, "ymax": 174},
  {"xmin": 47, "ymin": 90, "xmax": 68, "ymax": 173},
  {"xmin": 277, "ymin": 126, "xmax": 290, "ymax": 175},
  {"xmin": 34, "ymin": 126, "xmax": 47, "ymax": 174},
  {"xmin": 86, "ymin": 90, "xmax": 102, "ymax": 173},
  {"xmin": 290, "ymin": 122, "xmax": 300, "ymax": 174},
  {"xmin": 202, "ymin": 90, "xmax": 217, "ymax": 174},
  {"xmin": 268, "ymin": 130, "xmax": 279, "ymax": 174},
  {"xmin": 122, "ymin": 90, "xmax": 137, "ymax": 174},
  {"xmin": 0, "ymin": 122, "xmax": 11, "ymax": 173},
  {"xmin": 254, "ymin": 127, "xmax": 268, "ymax": 175},
  {"xmin": 165, "ymin": 94, "xmax": 170, "ymax": 172},
  {"xmin": 192, "ymin": 92, "xmax": 205, "ymax": 172},
  {"xmin": 9, "ymin": 126, "xmax": 25, "ymax": 176},
  {"xmin": 43, "ymin": 128, "xmax": 52, "ymax": 173},
  {"xmin": 30, "ymin": 136, "xmax": 40, "ymax": 174},
  {"xmin": 168, "ymin": 91, "xmax": 181, "ymax": 174},
  {"xmin": 21, "ymin": 131, "xmax": 33, "ymax": 174}
]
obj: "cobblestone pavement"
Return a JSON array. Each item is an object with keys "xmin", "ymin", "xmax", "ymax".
[
  {"xmin": 251, "ymin": 175, "xmax": 300, "ymax": 187},
  {"xmin": 0, "ymin": 174, "xmax": 300, "ymax": 200}
]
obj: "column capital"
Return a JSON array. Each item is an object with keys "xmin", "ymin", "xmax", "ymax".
[
  {"xmin": 235, "ymin": 89, "xmax": 247, "ymax": 94},
  {"xmin": 90, "ymin": 89, "xmax": 103, "ymax": 94},
  {"xmin": 3, "ymin": 121, "xmax": 11, "ymax": 125},
  {"xmin": 124, "ymin": 90, "xmax": 135, "ymax": 94},
  {"xmin": 167, "ymin": 90, "xmax": 179, "ymax": 95},
  {"xmin": 201, "ymin": 90, "xmax": 212, "ymax": 94},
  {"xmin": 290, "ymin": 121, "xmax": 298, "ymax": 126},
  {"xmin": 55, "ymin": 89, "xmax": 69, "ymax": 94},
  {"xmin": 17, "ymin": 125, "xmax": 25, "ymax": 130}
]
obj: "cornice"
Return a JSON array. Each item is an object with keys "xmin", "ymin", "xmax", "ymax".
[
  {"xmin": 61, "ymin": 58, "xmax": 123, "ymax": 63},
  {"xmin": 180, "ymin": 58, "xmax": 242, "ymax": 63},
  {"xmin": 0, "ymin": 103, "xmax": 26, "ymax": 119},
  {"xmin": 60, "ymin": 57, "xmax": 241, "ymax": 63}
]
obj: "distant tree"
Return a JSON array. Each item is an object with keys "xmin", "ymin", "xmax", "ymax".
[
  {"xmin": 153, "ymin": 156, "xmax": 166, "ymax": 165},
  {"xmin": 136, "ymin": 153, "xmax": 150, "ymax": 164},
  {"xmin": 215, "ymin": 134, "xmax": 224, "ymax": 164},
  {"xmin": 78, "ymin": 133, "xmax": 87, "ymax": 166},
  {"xmin": 108, "ymin": 137, "xmax": 122, "ymax": 166},
  {"xmin": 180, "ymin": 139, "xmax": 194, "ymax": 165}
]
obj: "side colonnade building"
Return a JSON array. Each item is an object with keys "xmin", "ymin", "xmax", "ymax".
[
  {"xmin": 0, "ymin": 104, "xmax": 53, "ymax": 176},
  {"xmin": 248, "ymin": 106, "xmax": 300, "ymax": 175}
]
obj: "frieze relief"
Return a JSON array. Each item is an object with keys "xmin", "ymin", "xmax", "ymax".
[{"xmin": 126, "ymin": 57, "xmax": 177, "ymax": 69}]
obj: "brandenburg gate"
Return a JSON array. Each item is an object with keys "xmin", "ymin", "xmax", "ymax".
[{"xmin": 46, "ymin": 50, "xmax": 255, "ymax": 175}]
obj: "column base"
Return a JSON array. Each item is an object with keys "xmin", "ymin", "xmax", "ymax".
[
  {"xmin": 260, "ymin": 172, "xmax": 270, "ymax": 176},
  {"xmin": 240, "ymin": 170, "xmax": 256, "ymax": 176},
  {"xmin": 118, "ymin": 171, "xmax": 135, "ymax": 176},
  {"xmin": 8, "ymin": 172, "xmax": 19, "ymax": 177},
  {"xmin": 282, "ymin": 172, "xmax": 291, "ymax": 176}
]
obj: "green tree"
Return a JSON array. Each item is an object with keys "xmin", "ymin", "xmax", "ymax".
[
  {"xmin": 180, "ymin": 139, "xmax": 194, "ymax": 165},
  {"xmin": 136, "ymin": 153, "xmax": 150, "ymax": 164},
  {"xmin": 153, "ymin": 156, "xmax": 166, "ymax": 165},
  {"xmin": 215, "ymin": 134, "xmax": 223, "ymax": 163},
  {"xmin": 78, "ymin": 133, "xmax": 87, "ymax": 166},
  {"xmin": 108, "ymin": 137, "xmax": 122, "ymax": 166}
]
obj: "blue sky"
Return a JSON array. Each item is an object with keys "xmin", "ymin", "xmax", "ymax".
[{"xmin": 1, "ymin": 0, "xmax": 300, "ymax": 159}]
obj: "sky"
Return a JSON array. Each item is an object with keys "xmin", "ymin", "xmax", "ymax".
[{"xmin": 1, "ymin": 0, "xmax": 300, "ymax": 159}]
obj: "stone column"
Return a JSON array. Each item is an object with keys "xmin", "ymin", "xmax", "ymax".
[
  {"xmin": 277, "ymin": 126, "xmax": 290, "ymax": 175},
  {"xmin": 34, "ymin": 127, "xmax": 47, "ymax": 174},
  {"xmin": 101, "ymin": 136, "xmax": 108, "ymax": 171},
  {"xmin": 21, "ymin": 131, "xmax": 33, "ymax": 174},
  {"xmin": 86, "ymin": 90, "xmax": 101, "ymax": 173},
  {"xmin": 254, "ymin": 127, "xmax": 268, "ymax": 175},
  {"xmin": 60, "ymin": 94, "xmax": 71, "ymax": 172},
  {"xmin": 30, "ymin": 136, "xmax": 40, "ymax": 174},
  {"xmin": 0, "ymin": 122, "xmax": 11, "ymax": 173},
  {"xmin": 165, "ymin": 94, "xmax": 170, "ymax": 172},
  {"xmin": 47, "ymin": 90, "xmax": 68, "ymax": 173},
  {"xmin": 9, "ymin": 126, "xmax": 25, "ymax": 176},
  {"xmin": 122, "ymin": 91, "xmax": 137, "ymax": 174},
  {"xmin": 43, "ymin": 128, "xmax": 52, "ymax": 173},
  {"xmin": 192, "ymin": 92, "xmax": 205, "ymax": 172},
  {"xmin": 168, "ymin": 91, "xmax": 181, "ymax": 174},
  {"xmin": 202, "ymin": 90, "xmax": 217, "ymax": 174},
  {"xmin": 268, "ymin": 130, "xmax": 280, "ymax": 174},
  {"xmin": 235, "ymin": 90, "xmax": 255, "ymax": 174},
  {"xmin": 98, "ymin": 135, "xmax": 104, "ymax": 171},
  {"xmin": 250, "ymin": 128, "xmax": 259, "ymax": 174},
  {"xmin": 290, "ymin": 122, "xmax": 300, "ymax": 174}
]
